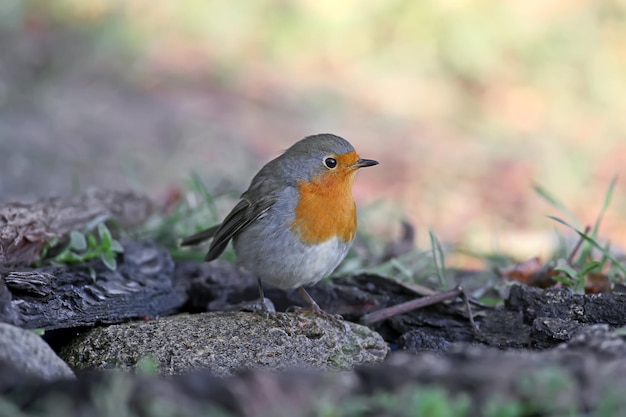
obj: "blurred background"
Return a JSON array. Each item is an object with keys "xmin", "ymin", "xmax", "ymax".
[{"xmin": 1, "ymin": 0, "xmax": 626, "ymax": 265}]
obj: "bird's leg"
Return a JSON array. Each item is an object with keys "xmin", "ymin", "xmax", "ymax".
[
  {"xmin": 298, "ymin": 287, "xmax": 324, "ymax": 314},
  {"xmin": 257, "ymin": 279, "xmax": 299, "ymax": 330},
  {"xmin": 297, "ymin": 287, "xmax": 346, "ymax": 328},
  {"xmin": 257, "ymin": 277, "xmax": 271, "ymax": 316}
]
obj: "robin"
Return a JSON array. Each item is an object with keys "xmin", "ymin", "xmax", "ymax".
[{"xmin": 181, "ymin": 133, "xmax": 378, "ymax": 314}]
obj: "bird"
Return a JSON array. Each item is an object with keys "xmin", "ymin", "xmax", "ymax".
[{"xmin": 181, "ymin": 133, "xmax": 378, "ymax": 315}]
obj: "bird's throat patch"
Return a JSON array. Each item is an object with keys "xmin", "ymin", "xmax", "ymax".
[{"xmin": 291, "ymin": 162, "xmax": 358, "ymax": 245}]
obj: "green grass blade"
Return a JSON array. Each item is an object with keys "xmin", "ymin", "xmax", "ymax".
[
  {"xmin": 429, "ymin": 230, "xmax": 448, "ymax": 289},
  {"xmin": 389, "ymin": 258, "xmax": 415, "ymax": 281},
  {"xmin": 590, "ymin": 175, "xmax": 618, "ymax": 239},
  {"xmin": 548, "ymin": 215, "xmax": 626, "ymax": 276},
  {"xmin": 599, "ymin": 241, "xmax": 611, "ymax": 271},
  {"xmin": 533, "ymin": 183, "xmax": 580, "ymax": 227},
  {"xmin": 190, "ymin": 172, "xmax": 219, "ymax": 221},
  {"xmin": 580, "ymin": 260, "xmax": 601, "ymax": 276}
]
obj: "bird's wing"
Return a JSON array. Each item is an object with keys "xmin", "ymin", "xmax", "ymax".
[
  {"xmin": 180, "ymin": 166, "xmax": 284, "ymax": 260},
  {"xmin": 180, "ymin": 193, "xmax": 276, "ymax": 261},
  {"xmin": 203, "ymin": 196, "xmax": 275, "ymax": 261}
]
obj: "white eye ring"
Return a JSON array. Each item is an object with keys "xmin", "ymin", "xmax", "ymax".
[{"xmin": 323, "ymin": 157, "xmax": 337, "ymax": 169}]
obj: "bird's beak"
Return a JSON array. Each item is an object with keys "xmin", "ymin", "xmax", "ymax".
[{"xmin": 353, "ymin": 158, "xmax": 379, "ymax": 169}]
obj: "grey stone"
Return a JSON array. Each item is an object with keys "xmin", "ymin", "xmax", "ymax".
[
  {"xmin": 60, "ymin": 311, "xmax": 389, "ymax": 375},
  {"xmin": 0, "ymin": 323, "xmax": 75, "ymax": 381}
]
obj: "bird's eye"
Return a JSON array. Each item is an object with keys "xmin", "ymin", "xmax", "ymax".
[{"xmin": 324, "ymin": 157, "xmax": 337, "ymax": 169}]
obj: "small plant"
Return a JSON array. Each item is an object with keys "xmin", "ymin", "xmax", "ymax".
[
  {"xmin": 42, "ymin": 219, "xmax": 124, "ymax": 281},
  {"xmin": 532, "ymin": 176, "xmax": 625, "ymax": 293},
  {"xmin": 138, "ymin": 173, "xmax": 231, "ymax": 261}
]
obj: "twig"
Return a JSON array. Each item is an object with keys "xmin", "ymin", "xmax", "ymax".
[{"xmin": 361, "ymin": 285, "xmax": 479, "ymax": 334}]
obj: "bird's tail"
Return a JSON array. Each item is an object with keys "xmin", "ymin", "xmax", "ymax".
[{"xmin": 179, "ymin": 225, "xmax": 220, "ymax": 246}]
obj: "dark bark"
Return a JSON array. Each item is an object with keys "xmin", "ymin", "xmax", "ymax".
[{"xmin": 0, "ymin": 240, "xmax": 186, "ymax": 330}]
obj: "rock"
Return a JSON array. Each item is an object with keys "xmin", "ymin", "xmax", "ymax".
[
  {"xmin": 0, "ymin": 323, "xmax": 74, "ymax": 381},
  {"xmin": 60, "ymin": 311, "xmax": 389, "ymax": 375},
  {"xmin": 7, "ymin": 325, "xmax": 626, "ymax": 417}
]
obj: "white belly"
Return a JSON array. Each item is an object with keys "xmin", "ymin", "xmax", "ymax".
[{"xmin": 234, "ymin": 233, "xmax": 352, "ymax": 289}]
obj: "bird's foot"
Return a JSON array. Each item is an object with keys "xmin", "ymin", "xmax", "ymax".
[
  {"xmin": 286, "ymin": 305, "xmax": 348, "ymax": 331},
  {"xmin": 239, "ymin": 297, "xmax": 276, "ymax": 318},
  {"xmin": 292, "ymin": 286, "xmax": 348, "ymax": 330}
]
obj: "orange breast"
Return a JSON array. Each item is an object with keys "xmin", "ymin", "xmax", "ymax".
[{"xmin": 291, "ymin": 153, "xmax": 359, "ymax": 245}]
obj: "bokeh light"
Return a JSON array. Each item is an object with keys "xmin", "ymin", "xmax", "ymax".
[{"xmin": 2, "ymin": 0, "xmax": 626, "ymax": 265}]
